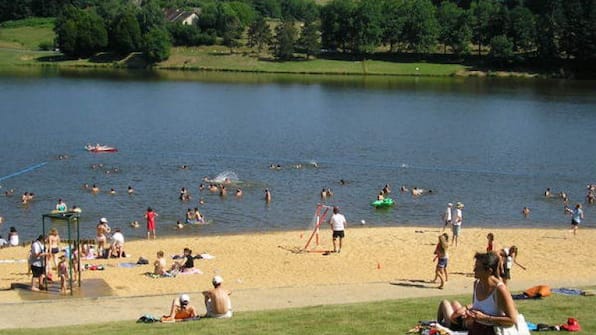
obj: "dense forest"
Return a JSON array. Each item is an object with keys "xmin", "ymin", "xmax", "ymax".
[{"xmin": 0, "ymin": 0, "xmax": 594, "ymax": 75}]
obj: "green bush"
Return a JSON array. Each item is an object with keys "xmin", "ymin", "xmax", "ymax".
[{"xmin": 38, "ymin": 40, "xmax": 54, "ymax": 51}]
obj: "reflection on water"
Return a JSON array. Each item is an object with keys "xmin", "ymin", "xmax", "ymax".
[{"xmin": 0, "ymin": 68, "xmax": 595, "ymax": 242}]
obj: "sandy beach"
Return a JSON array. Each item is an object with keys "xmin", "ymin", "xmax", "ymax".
[{"xmin": 0, "ymin": 226, "xmax": 594, "ymax": 328}]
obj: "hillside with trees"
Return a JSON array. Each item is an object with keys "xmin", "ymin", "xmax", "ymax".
[{"xmin": 0, "ymin": 0, "xmax": 594, "ymax": 77}]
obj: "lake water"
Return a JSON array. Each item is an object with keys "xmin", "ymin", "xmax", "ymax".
[{"xmin": 1, "ymin": 68, "xmax": 595, "ymax": 241}]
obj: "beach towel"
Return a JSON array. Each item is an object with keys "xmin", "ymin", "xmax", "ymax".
[
  {"xmin": 118, "ymin": 262, "xmax": 140, "ymax": 268},
  {"xmin": 144, "ymin": 272, "xmax": 174, "ymax": 278},
  {"xmin": 177, "ymin": 268, "xmax": 203, "ymax": 275},
  {"xmin": 552, "ymin": 288, "xmax": 584, "ymax": 296}
]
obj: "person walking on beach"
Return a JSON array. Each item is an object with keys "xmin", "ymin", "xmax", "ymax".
[
  {"xmin": 442, "ymin": 203, "xmax": 453, "ymax": 232},
  {"xmin": 328, "ymin": 206, "xmax": 347, "ymax": 253},
  {"xmin": 452, "ymin": 202, "xmax": 464, "ymax": 247},
  {"xmin": 433, "ymin": 233, "xmax": 449, "ymax": 289},
  {"xmin": 565, "ymin": 203, "xmax": 584, "ymax": 236},
  {"xmin": 145, "ymin": 207, "xmax": 158, "ymax": 239},
  {"xmin": 497, "ymin": 246, "xmax": 526, "ymax": 284}
]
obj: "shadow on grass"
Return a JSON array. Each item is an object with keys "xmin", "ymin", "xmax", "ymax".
[
  {"xmin": 390, "ymin": 279, "xmax": 438, "ymax": 289},
  {"xmin": 36, "ymin": 54, "xmax": 71, "ymax": 62}
]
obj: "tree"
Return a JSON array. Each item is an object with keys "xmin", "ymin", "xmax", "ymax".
[
  {"xmin": 110, "ymin": 11, "xmax": 142, "ymax": 55},
  {"xmin": 381, "ymin": 0, "xmax": 406, "ymax": 52},
  {"xmin": 54, "ymin": 5, "xmax": 108, "ymax": 58},
  {"xmin": 471, "ymin": 0, "xmax": 496, "ymax": 56},
  {"xmin": 508, "ymin": 6, "xmax": 535, "ymax": 52},
  {"xmin": 142, "ymin": 27, "xmax": 171, "ymax": 63},
  {"xmin": 247, "ymin": 16, "xmax": 272, "ymax": 54},
  {"xmin": 320, "ymin": 0, "xmax": 356, "ymax": 51},
  {"xmin": 298, "ymin": 19, "xmax": 320, "ymax": 59},
  {"xmin": 351, "ymin": 0, "xmax": 383, "ymax": 53},
  {"xmin": 401, "ymin": 0, "xmax": 439, "ymax": 54},
  {"xmin": 253, "ymin": 0, "xmax": 282, "ymax": 18},
  {"xmin": 137, "ymin": 0, "xmax": 165, "ymax": 34},
  {"xmin": 488, "ymin": 34, "xmax": 514, "ymax": 65},
  {"xmin": 437, "ymin": 1, "xmax": 472, "ymax": 56},
  {"xmin": 271, "ymin": 19, "xmax": 297, "ymax": 60}
]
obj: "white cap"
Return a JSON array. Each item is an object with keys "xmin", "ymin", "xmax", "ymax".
[
  {"xmin": 212, "ymin": 275, "xmax": 223, "ymax": 285},
  {"xmin": 179, "ymin": 294, "xmax": 190, "ymax": 304},
  {"xmin": 447, "ymin": 203, "xmax": 453, "ymax": 207},
  {"xmin": 100, "ymin": 217, "xmax": 108, "ymax": 223}
]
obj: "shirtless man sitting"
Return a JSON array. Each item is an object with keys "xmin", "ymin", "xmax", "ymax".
[
  {"xmin": 161, "ymin": 294, "xmax": 198, "ymax": 322},
  {"xmin": 202, "ymin": 276, "xmax": 233, "ymax": 318}
]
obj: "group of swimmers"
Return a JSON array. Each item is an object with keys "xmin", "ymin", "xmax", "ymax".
[{"xmin": 83, "ymin": 183, "xmax": 135, "ymax": 195}]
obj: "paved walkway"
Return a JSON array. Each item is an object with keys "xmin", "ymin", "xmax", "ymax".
[{"xmin": 0, "ymin": 278, "xmax": 590, "ymax": 329}]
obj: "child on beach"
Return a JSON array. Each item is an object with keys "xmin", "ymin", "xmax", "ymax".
[
  {"xmin": 145, "ymin": 207, "xmax": 158, "ymax": 240},
  {"xmin": 58, "ymin": 254, "xmax": 69, "ymax": 293}
]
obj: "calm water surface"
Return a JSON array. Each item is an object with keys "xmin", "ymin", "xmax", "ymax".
[{"xmin": 1, "ymin": 69, "xmax": 595, "ymax": 240}]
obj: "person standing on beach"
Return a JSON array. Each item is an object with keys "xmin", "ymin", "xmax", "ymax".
[
  {"xmin": 452, "ymin": 202, "xmax": 463, "ymax": 247},
  {"xmin": 433, "ymin": 233, "xmax": 449, "ymax": 289},
  {"xmin": 29, "ymin": 235, "xmax": 46, "ymax": 291},
  {"xmin": 565, "ymin": 203, "xmax": 584, "ymax": 236},
  {"xmin": 328, "ymin": 206, "xmax": 347, "ymax": 253},
  {"xmin": 442, "ymin": 203, "xmax": 453, "ymax": 232},
  {"xmin": 145, "ymin": 207, "xmax": 158, "ymax": 239}
]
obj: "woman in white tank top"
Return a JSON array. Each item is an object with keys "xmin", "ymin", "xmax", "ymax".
[{"xmin": 465, "ymin": 252, "xmax": 519, "ymax": 335}]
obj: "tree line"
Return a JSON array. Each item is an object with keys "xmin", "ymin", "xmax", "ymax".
[{"xmin": 1, "ymin": 0, "xmax": 594, "ymax": 71}]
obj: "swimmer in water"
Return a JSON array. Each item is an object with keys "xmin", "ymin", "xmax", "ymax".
[
  {"xmin": 377, "ymin": 191, "xmax": 384, "ymax": 201},
  {"xmin": 264, "ymin": 188, "xmax": 272, "ymax": 203},
  {"xmin": 522, "ymin": 207, "xmax": 530, "ymax": 218},
  {"xmin": 320, "ymin": 188, "xmax": 327, "ymax": 200},
  {"xmin": 235, "ymin": 188, "xmax": 243, "ymax": 197},
  {"xmin": 383, "ymin": 184, "xmax": 391, "ymax": 195},
  {"xmin": 219, "ymin": 185, "xmax": 227, "ymax": 197},
  {"xmin": 92, "ymin": 184, "xmax": 100, "ymax": 193},
  {"xmin": 109, "ymin": 188, "xmax": 116, "ymax": 195},
  {"xmin": 127, "ymin": 186, "xmax": 134, "ymax": 194}
]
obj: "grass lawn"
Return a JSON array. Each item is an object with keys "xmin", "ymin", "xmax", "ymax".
[
  {"xmin": 160, "ymin": 46, "xmax": 466, "ymax": 76},
  {"xmin": 1, "ymin": 292, "xmax": 593, "ymax": 335},
  {"xmin": 0, "ymin": 17, "xmax": 55, "ymax": 50}
]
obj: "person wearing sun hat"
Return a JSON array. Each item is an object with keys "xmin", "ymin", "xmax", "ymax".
[
  {"xmin": 451, "ymin": 202, "xmax": 464, "ymax": 247},
  {"xmin": 161, "ymin": 293, "xmax": 198, "ymax": 322},
  {"xmin": 203, "ymin": 275, "xmax": 233, "ymax": 318}
]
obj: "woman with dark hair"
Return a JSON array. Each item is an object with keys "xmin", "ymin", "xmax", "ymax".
[
  {"xmin": 465, "ymin": 252, "xmax": 519, "ymax": 335},
  {"xmin": 498, "ymin": 246, "xmax": 526, "ymax": 284}
]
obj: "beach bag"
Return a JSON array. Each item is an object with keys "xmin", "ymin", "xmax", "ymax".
[
  {"xmin": 493, "ymin": 314, "xmax": 530, "ymax": 335},
  {"xmin": 523, "ymin": 285, "xmax": 551, "ymax": 298}
]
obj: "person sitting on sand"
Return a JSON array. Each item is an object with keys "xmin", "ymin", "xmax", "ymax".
[
  {"xmin": 202, "ymin": 276, "xmax": 233, "ymax": 318},
  {"xmin": 171, "ymin": 248, "xmax": 194, "ymax": 273},
  {"xmin": 161, "ymin": 294, "xmax": 198, "ymax": 322},
  {"xmin": 110, "ymin": 228, "xmax": 125, "ymax": 258},
  {"xmin": 154, "ymin": 250, "xmax": 168, "ymax": 276},
  {"xmin": 437, "ymin": 300, "xmax": 468, "ymax": 331}
]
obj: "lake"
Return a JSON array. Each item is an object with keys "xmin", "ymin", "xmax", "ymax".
[{"xmin": 1, "ymin": 68, "xmax": 595, "ymax": 241}]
